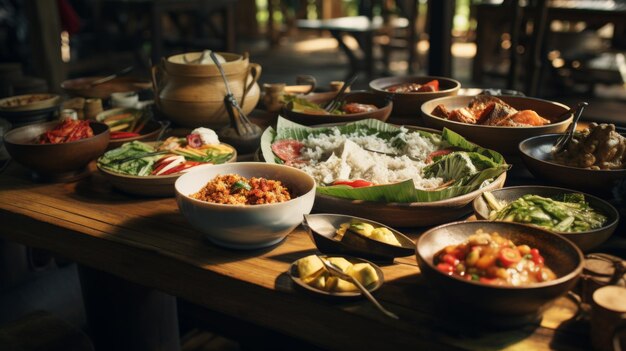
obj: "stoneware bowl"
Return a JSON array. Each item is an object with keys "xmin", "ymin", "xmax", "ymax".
[
  {"xmin": 98, "ymin": 143, "xmax": 237, "ymax": 197},
  {"xmin": 0, "ymin": 94, "xmax": 61, "ymax": 127},
  {"xmin": 175, "ymin": 162, "xmax": 316, "ymax": 249},
  {"xmin": 282, "ymin": 91, "xmax": 393, "ymax": 126},
  {"xmin": 96, "ymin": 108, "xmax": 165, "ymax": 150},
  {"xmin": 519, "ymin": 134, "xmax": 626, "ymax": 192},
  {"xmin": 369, "ymin": 76, "xmax": 460, "ymax": 116},
  {"xmin": 416, "ymin": 220, "xmax": 583, "ymax": 317},
  {"xmin": 4, "ymin": 120, "xmax": 110, "ymax": 182},
  {"xmin": 421, "ymin": 95, "xmax": 572, "ymax": 155},
  {"xmin": 473, "ymin": 186, "xmax": 619, "ymax": 252},
  {"xmin": 302, "ymin": 214, "xmax": 415, "ymax": 260}
]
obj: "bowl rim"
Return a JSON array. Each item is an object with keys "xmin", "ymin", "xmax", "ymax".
[
  {"xmin": 369, "ymin": 75, "xmax": 461, "ymax": 95},
  {"xmin": 4, "ymin": 120, "xmax": 110, "ymax": 146},
  {"xmin": 175, "ymin": 162, "xmax": 317, "ymax": 208},
  {"xmin": 472, "ymin": 185, "xmax": 620, "ymax": 237},
  {"xmin": 283, "ymin": 90, "xmax": 393, "ymax": 119},
  {"xmin": 0, "ymin": 93, "xmax": 61, "ymax": 112},
  {"xmin": 416, "ymin": 220, "xmax": 585, "ymax": 290},
  {"xmin": 519, "ymin": 133, "xmax": 626, "ymax": 173},
  {"xmin": 97, "ymin": 143, "xmax": 237, "ymax": 179},
  {"xmin": 289, "ymin": 254, "xmax": 385, "ymax": 297},
  {"xmin": 421, "ymin": 95, "xmax": 572, "ymax": 130}
]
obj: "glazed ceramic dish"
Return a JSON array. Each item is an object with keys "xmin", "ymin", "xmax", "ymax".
[
  {"xmin": 0, "ymin": 94, "xmax": 61, "ymax": 127},
  {"xmin": 303, "ymin": 214, "xmax": 415, "ymax": 260},
  {"xmin": 289, "ymin": 255, "xmax": 384, "ymax": 298},
  {"xmin": 416, "ymin": 221, "xmax": 583, "ymax": 317},
  {"xmin": 175, "ymin": 162, "xmax": 316, "ymax": 249},
  {"xmin": 472, "ymin": 186, "xmax": 619, "ymax": 252},
  {"xmin": 282, "ymin": 91, "xmax": 393, "ymax": 126},
  {"xmin": 98, "ymin": 142, "xmax": 237, "ymax": 197},
  {"xmin": 369, "ymin": 76, "xmax": 460, "ymax": 116},
  {"xmin": 421, "ymin": 95, "xmax": 572, "ymax": 154},
  {"xmin": 4, "ymin": 120, "xmax": 110, "ymax": 181}
]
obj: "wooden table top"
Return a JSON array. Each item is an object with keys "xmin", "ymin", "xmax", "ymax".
[{"xmin": 0, "ymin": 157, "xmax": 596, "ymax": 350}]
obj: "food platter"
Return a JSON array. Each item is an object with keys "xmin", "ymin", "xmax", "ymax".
[
  {"xmin": 261, "ymin": 117, "xmax": 509, "ymax": 227},
  {"xmin": 95, "ymin": 108, "xmax": 166, "ymax": 150},
  {"xmin": 421, "ymin": 95, "xmax": 572, "ymax": 154}
]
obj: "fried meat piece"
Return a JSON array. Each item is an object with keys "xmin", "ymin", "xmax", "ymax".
[
  {"xmin": 431, "ymin": 104, "xmax": 450, "ymax": 119},
  {"xmin": 448, "ymin": 107, "xmax": 477, "ymax": 124}
]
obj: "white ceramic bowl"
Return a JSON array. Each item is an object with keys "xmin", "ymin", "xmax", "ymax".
[{"xmin": 175, "ymin": 162, "xmax": 316, "ymax": 249}]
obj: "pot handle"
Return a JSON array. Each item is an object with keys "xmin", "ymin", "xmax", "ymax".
[
  {"xmin": 150, "ymin": 58, "xmax": 167, "ymax": 109},
  {"xmin": 241, "ymin": 62, "xmax": 261, "ymax": 108}
]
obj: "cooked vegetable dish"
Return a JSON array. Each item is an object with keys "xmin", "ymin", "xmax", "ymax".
[
  {"xmin": 434, "ymin": 230, "xmax": 556, "ymax": 286},
  {"xmin": 1, "ymin": 94, "xmax": 54, "ymax": 108},
  {"xmin": 38, "ymin": 119, "xmax": 94, "ymax": 144},
  {"xmin": 385, "ymin": 79, "xmax": 439, "ymax": 93},
  {"xmin": 335, "ymin": 221, "xmax": 401, "ymax": 246},
  {"xmin": 101, "ymin": 109, "xmax": 151, "ymax": 139},
  {"xmin": 286, "ymin": 96, "xmax": 377, "ymax": 115},
  {"xmin": 552, "ymin": 123, "xmax": 626, "ymax": 170},
  {"xmin": 191, "ymin": 174, "xmax": 292, "ymax": 205},
  {"xmin": 431, "ymin": 95, "xmax": 550, "ymax": 127},
  {"xmin": 296, "ymin": 255, "xmax": 379, "ymax": 292},
  {"xmin": 484, "ymin": 192, "xmax": 607, "ymax": 232}
]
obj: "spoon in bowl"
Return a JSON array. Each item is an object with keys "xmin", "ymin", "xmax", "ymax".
[{"xmin": 551, "ymin": 102, "xmax": 588, "ymax": 154}]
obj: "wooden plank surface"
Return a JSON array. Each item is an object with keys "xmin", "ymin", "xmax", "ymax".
[{"xmin": 0, "ymin": 162, "xmax": 590, "ymax": 350}]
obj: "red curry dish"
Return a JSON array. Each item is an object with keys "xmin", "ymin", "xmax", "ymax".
[
  {"xmin": 434, "ymin": 229, "xmax": 557, "ymax": 286},
  {"xmin": 432, "ymin": 95, "xmax": 551, "ymax": 127}
]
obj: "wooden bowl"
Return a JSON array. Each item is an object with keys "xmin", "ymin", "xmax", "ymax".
[
  {"xmin": 303, "ymin": 214, "xmax": 415, "ymax": 260},
  {"xmin": 4, "ymin": 121, "xmax": 110, "ymax": 181},
  {"xmin": 416, "ymin": 221, "xmax": 583, "ymax": 317},
  {"xmin": 98, "ymin": 142, "xmax": 237, "ymax": 197},
  {"xmin": 472, "ymin": 186, "xmax": 619, "ymax": 252},
  {"xmin": 369, "ymin": 76, "xmax": 460, "ymax": 116},
  {"xmin": 61, "ymin": 76, "xmax": 151, "ymax": 99},
  {"xmin": 289, "ymin": 255, "xmax": 384, "ymax": 298},
  {"xmin": 282, "ymin": 91, "xmax": 393, "ymax": 126},
  {"xmin": 519, "ymin": 134, "xmax": 626, "ymax": 192},
  {"xmin": 313, "ymin": 172, "xmax": 506, "ymax": 228},
  {"xmin": 421, "ymin": 95, "xmax": 572, "ymax": 155},
  {"xmin": 95, "ymin": 108, "xmax": 165, "ymax": 150}
]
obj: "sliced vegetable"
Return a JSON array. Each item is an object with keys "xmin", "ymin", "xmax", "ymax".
[
  {"xmin": 332, "ymin": 179, "xmax": 374, "ymax": 188},
  {"xmin": 110, "ymin": 131, "xmax": 141, "ymax": 139}
]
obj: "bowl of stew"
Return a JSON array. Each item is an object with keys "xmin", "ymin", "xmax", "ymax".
[
  {"xmin": 282, "ymin": 91, "xmax": 392, "ymax": 126},
  {"xmin": 416, "ymin": 220, "xmax": 583, "ymax": 317},
  {"xmin": 369, "ymin": 76, "xmax": 460, "ymax": 116}
]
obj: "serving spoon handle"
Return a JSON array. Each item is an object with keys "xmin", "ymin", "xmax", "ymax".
[{"xmin": 552, "ymin": 102, "xmax": 588, "ymax": 154}]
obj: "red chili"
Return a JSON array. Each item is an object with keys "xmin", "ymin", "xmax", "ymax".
[
  {"xmin": 332, "ymin": 179, "xmax": 374, "ymax": 188},
  {"xmin": 161, "ymin": 161, "xmax": 202, "ymax": 175},
  {"xmin": 530, "ymin": 248, "xmax": 545, "ymax": 267},
  {"xmin": 110, "ymin": 131, "xmax": 141, "ymax": 139}
]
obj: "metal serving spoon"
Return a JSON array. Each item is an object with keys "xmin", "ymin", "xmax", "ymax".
[
  {"xmin": 316, "ymin": 255, "xmax": 399, "ymax": 320},
  {"xmin": 552, "ymin": 102, "xmax": 588, "ymax": 154},
  {"xmin": 324, "ymin": 74, "xmax": 358, "ymax": 112}
]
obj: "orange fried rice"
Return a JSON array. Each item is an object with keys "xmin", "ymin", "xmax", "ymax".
[{"xmin": 191, "ymin": 174, "xmax": 292, "ymax": 205}]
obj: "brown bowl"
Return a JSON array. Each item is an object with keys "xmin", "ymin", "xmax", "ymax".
[
  {"xmin": 0, "ymin": 94, "xmax": 61, "ymax": 112},
  {"xmin": 421, "ymin": 95, "xmax": 572, "ymax": 155},
  {"xmin": 369, "ymin": 76, "xmax": 460, "ymax": 116},
  {"xmin": 472, "ymin": 186, "xmax": 619, "ymax": 252},
  {"xmin": 282, "ymin": 91, "xmax": 392, "ymax": 126},
  {"xmin": 303, "ymin": 214, "xmax": 415, "ymax": 260},
  {"xmin": 98, "ymin": 142, "xmax": 237, "ymax": 197},
  {"xmin": 4, "ymin": 120, "xmax": 110, "ymax": 181},
  {"xmin": 519, "ymin": 134, "xmax": 626, "ymax": 192},
  {"xmin": 61, "ymin": 77, "xmax": 151, "ymax": 99},
  {"xmin": 416, "ymin": 221, "xmax": 583, "ymax": 317},
  {"xmin": 95, "ymin": 108, "xmax": 165, "ymax": 150}
]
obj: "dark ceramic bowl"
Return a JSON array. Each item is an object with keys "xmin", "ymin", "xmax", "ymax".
[
  {"xmin": 472, "ymin": 186, "xmax": 619, "ymax": 252},
  {"xmin": 4, "ymin": 120, "xmax": 110, "ymax": 181},
  {"xmin": 421, "ymin": 96, "xmax": 572, "ymax": 155},
  {"xmin": 416, "ymin": 221, "xmax": 583, "ymax": 317},
  {"xmin": 303, "ymin": 214, "xmax": 415, "ymax": 260},
  {"xmin": 96, "ymin": 108, "xmax": 165, "ymax": 150},
  {"xmin": 282, "ymin": 91, "xmax": 392, "ymax": 126},
  {"xmin": 369, "ymin": 76, "xmax": 460, "ymax": 116},
  {"xmin": 519, "ymin": 134, "xmax": 626, "ymax": 192}
]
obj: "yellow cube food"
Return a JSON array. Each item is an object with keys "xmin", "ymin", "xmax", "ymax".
[
  {"xmin": 348, "ymin": 263, "xmax": 379, "ymax": 287},
  {"xmin": 297, "ymin": 255, "xmax": 324, "ymax": 279}
]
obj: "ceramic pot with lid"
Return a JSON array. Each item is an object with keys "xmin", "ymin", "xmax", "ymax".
[{"xmin": 152, "ymin": 52, "xmax": 261, "ymax": 128}]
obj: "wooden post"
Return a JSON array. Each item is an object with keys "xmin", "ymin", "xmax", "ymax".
[{"xmin": 427, "ymin": 0, "xmax": 455, "ymax": 77}]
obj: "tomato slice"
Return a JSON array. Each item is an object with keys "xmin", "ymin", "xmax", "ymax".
[
  {"xmin": 332, "ymin": 179, "xmax": 374, "ymax": 188},
  {"xmin": 498, "ymin": 247, "xmax": 522, "ymax": 267},
  {"xmin": 422, "ymin": 79, "xmax": 439, "ymax": 91},
  {"xmin": 271, "ymin": 139, "xmax": 305, "ymax": 162}
]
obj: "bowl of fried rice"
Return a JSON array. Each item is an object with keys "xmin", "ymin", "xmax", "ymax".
[{"xmin": 175, "ymin": 162, "xmax": 316, "ymax": 249}]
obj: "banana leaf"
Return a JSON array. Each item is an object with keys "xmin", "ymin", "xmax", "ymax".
[{"xmin": 261, "ymin": 116, "xmax": 508, "ymax": 202}]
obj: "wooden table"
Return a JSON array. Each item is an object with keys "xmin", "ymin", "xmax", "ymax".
[{"xmin": 0, "ymin": 156, "xmax": 599, "ymax": 350}]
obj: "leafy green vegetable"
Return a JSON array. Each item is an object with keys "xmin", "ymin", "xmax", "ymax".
[
  {"xmin": 486, "ymin": 193, "xmax": 607, "ymax": 232},
  {"xmin": 260, "ymin": 117, "xmax": 508, "ymax": 203},
  {"xmin": 232, "ymin": 180, "xmax": 251, "ymax": 191}
]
